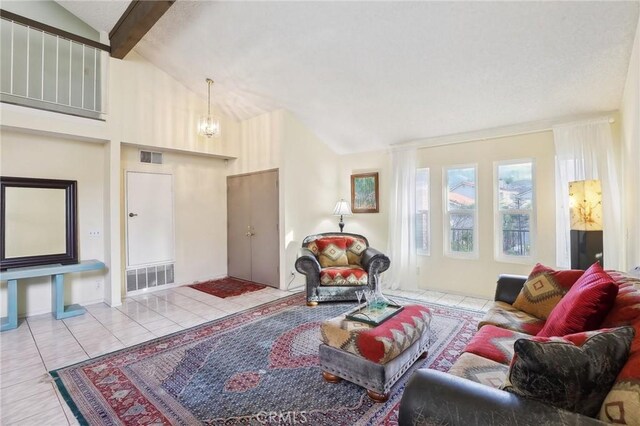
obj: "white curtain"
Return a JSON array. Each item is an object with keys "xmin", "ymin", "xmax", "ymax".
[
  {"xmin": 384, "ymin": 147, "xmax": 417, "ymax": 290},
  {"xmin": 553, "ymin": 118, "xmax": 622, "ymax": 270}
]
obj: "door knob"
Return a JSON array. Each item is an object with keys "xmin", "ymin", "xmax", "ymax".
[{"xmin": 129, "ymin": 213, "xmax": 138, "ymax": 217}]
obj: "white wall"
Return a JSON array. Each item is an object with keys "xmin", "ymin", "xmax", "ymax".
[
  {"xmin": 281, "ymin": 111, "xmax": 339, "ymax": 288},
  {"xmin": 0, "ymin": 131, "xmax": 105, "ymax": 317},
  {"xmin": 335, "ymin": 132, "xmax": 557, "ymax": 299},
  {"xmin": 337, "ymin": 150, "xmax": 391, "ymax": 251},
  {"xmin": 414, "ymin": 132, "xmax": 557, "ymax": 298},
  {"xmin": 621, "ymin": 15, "xmax": 640, "ymax": 270},
  {"xmin": 110, "ymin": 51, "xmax": 240, "ymax": 159},
  {"xmin": 120, "ymin": 146, "xmax": 228, "ymax": 291}
]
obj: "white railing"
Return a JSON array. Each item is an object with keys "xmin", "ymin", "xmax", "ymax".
[{"xmin": 0, "ymin": 13, "xmax": 108, "ymax": 119}]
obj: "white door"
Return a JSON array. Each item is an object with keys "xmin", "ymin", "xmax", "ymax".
[{"xmin": 126, "ymin": 171, "xmax": 174, "ymax": 267}]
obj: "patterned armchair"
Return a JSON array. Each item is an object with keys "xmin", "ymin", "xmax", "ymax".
[{"xmin": 295, "ymin": 232, "xmax": 391, "ymax": 306}]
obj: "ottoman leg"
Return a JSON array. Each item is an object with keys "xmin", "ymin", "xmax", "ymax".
[
  {"xmin": 322, "ymin": 371, "xmax": 342, "ymax": 383},
  {"xmin": 367, "ymin": 389, "xmax": 389, "ymax": 403},
  {"xmin": 307, "ymin": 301, "xmax": 318, "ymax": 307}
]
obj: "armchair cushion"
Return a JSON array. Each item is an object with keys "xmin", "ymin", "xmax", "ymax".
[
  {"xmin": 315, "ymin": 237, "xmax": 349, "ymax": 267},
  {"xmin": 503, "ymin": 326, "xmax": 634, "ymax": 417},
  {"xmin": 512, "ymin": 263, "xmax": 584, "ymax": 320},
  {"xmin": 320, "ymin": 266, "xmax": 368, "ymax": 286},
  {"xmin": 345, "ymin": 236, "xmax": 367, "ymax": 266}
]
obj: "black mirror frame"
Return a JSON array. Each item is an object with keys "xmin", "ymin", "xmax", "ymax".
[{"xmin": 1, "ymin": 176, "xmax": 78, "ymax": 270}]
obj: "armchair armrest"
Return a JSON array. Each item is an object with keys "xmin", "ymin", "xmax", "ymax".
[
  {"xmin": 295, "ymin": 248, "xmax": 320, "ymax": 275},
  {"xmin": 398, "ymin": 369, "xmax": 604, "ymax": 426},
  {"xmin": 494, "ymin": 274, "xmax": 527, "ymax": 304},
  {"xmin": 361, "ymin": 247, "xmax": 390, "ymax": 274}
]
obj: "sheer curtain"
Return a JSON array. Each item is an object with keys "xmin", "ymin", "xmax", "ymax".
[
  {"xmin": 384, "ymin": 147, "xmax": 417, "ymax": 290},
  {"xmin": 553, "ymin": 118, "xmax": 622, "ymax": 270}
]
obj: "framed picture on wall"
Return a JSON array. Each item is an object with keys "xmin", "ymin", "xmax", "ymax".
[{"xmin": 351, "ymin": 172, "xmax": 379, "ymax": 213}]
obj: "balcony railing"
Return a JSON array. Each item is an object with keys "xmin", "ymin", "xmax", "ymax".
[
  {"xmin": 0, "ymin": 10, "xmax": 109, "ymax": 119},
  {"xmin": 503, "ymin": 229, "xmax": 530, "ymax": 256}
]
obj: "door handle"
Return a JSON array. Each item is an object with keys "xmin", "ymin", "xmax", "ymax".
[
  {"xmin": 129, "ymin": 213, "xmax": 138, "ymax": 217},
  {"xmin": 246, "ymin": 225, "xmax": 255, "ymax": 237}
]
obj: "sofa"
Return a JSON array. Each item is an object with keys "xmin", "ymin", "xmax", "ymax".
[
  {"xmin": 295, "ymin": 232, "xmax": 390, "ymax": 306},
  {"xmin": 399, "ymin": 268, "xmax": 640, "ymax": 426}
]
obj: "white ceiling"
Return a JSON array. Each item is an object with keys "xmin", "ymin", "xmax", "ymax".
[{"xmin": 58, "ymin": 1, "xmax": 639, "ymax": 154}]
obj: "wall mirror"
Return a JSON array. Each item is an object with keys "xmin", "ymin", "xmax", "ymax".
[{"xmin": 1, "ymin": 176, "xmax": 78, "ymax": 270}]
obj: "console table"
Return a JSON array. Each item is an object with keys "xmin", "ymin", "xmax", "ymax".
[{"xmin": 0, "ymin": 260, "xmax": 106, "ymax": 331}]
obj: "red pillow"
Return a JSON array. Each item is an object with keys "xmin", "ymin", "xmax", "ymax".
[{"xmin": 537, "ymin": 263, "xmax": 618, "ymax": 337}]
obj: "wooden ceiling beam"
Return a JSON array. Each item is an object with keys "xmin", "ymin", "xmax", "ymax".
[{"xmin": 109, "ymin": 0, "xmax": 175, "ymax": 59}]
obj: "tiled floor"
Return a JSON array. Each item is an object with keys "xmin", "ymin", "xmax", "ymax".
[{"xmin": 0, "ymin": 285, "xmax": 491, "ymax": 425}]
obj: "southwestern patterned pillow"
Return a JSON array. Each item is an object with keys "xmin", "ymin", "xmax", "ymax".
[
  {"xmin": 315, "ymin": 237, "xmax": 349, "ymax": 268},
  {"xmin": 512, "ymin": 263, "xmax": 584, "ymax": 320},
  {"xmin": 345, "ymin": 236, "xmax": 367, "ymax": 266},
  {"xmin": 502, "ymin": 326, "xmax": 635, "ymax": 417}
]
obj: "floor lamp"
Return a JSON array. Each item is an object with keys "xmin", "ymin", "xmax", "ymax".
[{"xmin": 569, "ymin": 179, "xmax": 603, "ymax": 270}]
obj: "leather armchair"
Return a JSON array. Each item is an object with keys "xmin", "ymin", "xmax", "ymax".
[{"xmin": 295, "ymin": 232, "xmax": 390, "ymax": 306}]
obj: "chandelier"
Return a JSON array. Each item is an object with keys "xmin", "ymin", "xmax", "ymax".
[{"xmin": 198, "ymin": 78, "xmax": 221, "ymax": 138}]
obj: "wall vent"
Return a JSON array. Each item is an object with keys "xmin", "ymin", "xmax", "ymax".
[
  {"xmin": 140, "ymin": 150, "xmax": 163, "ymax": 164},
  {"xmin": 126, "ymin": 263, "xmax": 174, "ymax": 292}
]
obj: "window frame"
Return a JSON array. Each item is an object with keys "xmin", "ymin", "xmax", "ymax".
[
  {"xmin": 443, "ymin": 164, "xmax": 479, "ymax": 259},
  {"xmin": 493, "ymin": 158, "xmax": 536, "ymax": 264},
  {"xmin": 416, "ymin": 167, "xmax": 430, "ymax": 256}
]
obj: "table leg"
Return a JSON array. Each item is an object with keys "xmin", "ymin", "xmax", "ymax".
[
  {"xmin": 0, "ymin": 279, "xmax": 18, "ymax": 331},
  {"xmin": 52, "ymin": 274, "xmax": 85, "ymax": 320}
]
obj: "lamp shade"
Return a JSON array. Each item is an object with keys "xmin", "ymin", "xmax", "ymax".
[
  {"xmin": 333, "ymin": 199, "xmax": 353, "ymax": 216},
  {"xmin": 569, "ymin": 179, "xmax": 602, "ymax": 231}
]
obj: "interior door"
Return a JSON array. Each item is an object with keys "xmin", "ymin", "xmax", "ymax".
[
  {"xmin": 126, "ymin": 172, "xmax": 174, "ymax": 267},
  {"xmin": 249, "ymin": 170, "xmax": 279, "ymax": 286},
  {"xmin": 227, "ymin": 174, "xmax": 252, "ymax": 281},
  {"xmin": 227, "ymin": 170, "xmax": 279, "ymax": 287}
]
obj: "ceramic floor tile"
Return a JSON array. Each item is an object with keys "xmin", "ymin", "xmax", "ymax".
[
  {"xmin": 152, "ymin": 324, "xmax": 184, "ymax": 337},
  {"xmin": 0, "ymin": 352, "xmax": 44, "ymax": 373},
  {"xmin": 84, "ymin": 342, "xmax": 126, "ymax": 358},
  {"xmin": 457, "ymin": 297, "xmax": 491, "ymax": 310},
  {"xmin": 140, "ymin": 318, "xmax": 178, "ymax": 331},
  {"xmin": 39, "ymin": 346, "xmax": 87, "ymax": 364},
  {"xmin": 420, "ymin": 290, "xmax": 446, "ymax": 301},
  {"xmin": 12, "ymin": 404, "xmax": 70, "ymax": 426},
  {"xmin": 0, "ymin": 364, "xmax": 48, "ymax": 389},
  {"xmin": 436, "ymin": 294, "xmax": 466, "ymax": 306},
  {"xmin": 0, "ymin": 387, "xmax": 61, "ymax": 424},
  {"xmin": 110, "ymin": 325, "xmax": 150, "ymax": 340},
  {"xmin": 45, "ymin": 352, "xmax": 90, "ymax": 371},
  {"xmin": 117, "ymin": 332, "xmax": 156, "ymax": 347},
  {"xmin": 0, "ymin": 376, "xmax": 54, "ymax": 406}
]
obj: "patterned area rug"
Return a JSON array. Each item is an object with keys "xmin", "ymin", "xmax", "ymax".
[
  {"xmin": 51, "ymin": 293, "xmax": 483, "ymax": 425},
  {"xmin": 188, "ymin": 277, "xmax": 266, "ymax": 298}
]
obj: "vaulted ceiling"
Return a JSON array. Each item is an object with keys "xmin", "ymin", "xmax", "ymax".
[{"xmin": 58, "ymin": 1, "xmax": 639, "ymax": 154}]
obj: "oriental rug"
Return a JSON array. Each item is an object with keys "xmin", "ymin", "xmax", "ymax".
[
  {"xmin": 189, "ymin": 277, "xmax": 267, "ymax": 298},
  {"xmin": 51, "ymin": 293, "xmax": 483, "ymax": 426}
]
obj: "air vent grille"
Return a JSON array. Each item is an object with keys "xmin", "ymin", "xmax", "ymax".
[
  {"xmin": 126, "ymin": 263, "xmax": 174, "ymax": 292},
  {"xmin": 140, "ymin": 150, "xmax": 163, "ymax": 164}
]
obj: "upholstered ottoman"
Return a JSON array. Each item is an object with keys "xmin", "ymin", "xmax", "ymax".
[{"xmin": 319, "ymin": 304, "xmax": 431, "ymax": 402}]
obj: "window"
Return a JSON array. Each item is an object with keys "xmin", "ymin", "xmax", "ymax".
[
  {"xmin": 444, "ymin": 165, "xmax": 477, "ymax": 257},
  {"xmin": 495, "ymin": 160, "xmax": 535, "ymax": 261},
  {"xmin": 416, "ymin": 168, "xmax": 430, "ymax": 255}
]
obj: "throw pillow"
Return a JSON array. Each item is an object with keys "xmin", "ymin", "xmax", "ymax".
[
  {"xmin": 345, "ymin": 236, "xmax": 367, "ymax": 266},
  {"xmin": 502, "ymin": 326, "xmax": 635, "ymax": 417},
  {"xmin": 537, "ymin": 262, "xmax": 618, "ymax": 337},
  {"xmin": 512, "ymin": 263, "xmax": 584, "ymax": 320},
  {"xmin": 315, "ymin": 237, "xmax": 349, "ymax": 268}
]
